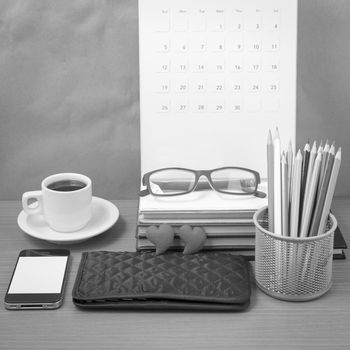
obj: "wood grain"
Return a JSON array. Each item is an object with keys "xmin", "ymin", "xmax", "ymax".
[{"xmin": 0, "ymin": 199, "xmax": 349, "ymax": 350}]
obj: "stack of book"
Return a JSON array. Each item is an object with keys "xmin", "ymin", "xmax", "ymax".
[
  {"xmin": 136, "ymin": 186, "xmax": 347, "ymax": 259},
  {"xmin": 136, "ymin": 187, "xmax": 268, "ymax": 258}
]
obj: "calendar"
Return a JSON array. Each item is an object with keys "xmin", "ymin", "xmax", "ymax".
[{"xmin": 139, "ymin": 0, "xmax": 297, "ymax": 178}]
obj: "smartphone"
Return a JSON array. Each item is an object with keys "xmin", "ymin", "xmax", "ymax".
[{"xmin": 4, "ymin": 249, "xmax": 70, "ymax": 310}]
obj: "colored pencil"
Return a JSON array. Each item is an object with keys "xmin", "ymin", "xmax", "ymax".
[
  {"xmin": 281, "ymin": 154, "xmax": 289, "ymax": 236},
  {"xmin": 308, "ymin": 145, "xmax": 335, "ymax": 236},
  {"xmin": 273, "ymin": 128, "xmax": 282, "ymax": 235},
  {"xmin": 267, "ymin": 130, "xmax": 274, "ymax": 232},
  {"xmin": 299, "ymin": 152, "xmax": 321, "ymax": 237},
  {"xmin": 317, "ymin": 148, "xmax": 341, "ymax": 236},
  {"xmin": 290, "ymin": 150, "xmax": 302, "ymax": 238}
]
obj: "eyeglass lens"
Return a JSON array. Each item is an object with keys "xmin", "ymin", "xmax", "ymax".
[
  {"xmin": 210, "ymin": 168, "xmax": 256, "ymax": 194},
  {"xmin": 149, "ymin": 169, "xmax": 196, "ymax": 195}
]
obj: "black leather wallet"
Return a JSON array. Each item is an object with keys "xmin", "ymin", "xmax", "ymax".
[{"xmin": 72, "ymin": 251, "xmax": 251, "ymax": 311}]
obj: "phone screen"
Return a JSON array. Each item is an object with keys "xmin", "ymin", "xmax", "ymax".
[
  {"xmin": 8, "ymin": 256, "xmax": 68, "ymax": 294},
  {"xmin": 5, "ymin": 249, "xmax": 70, "ymax": 309}
]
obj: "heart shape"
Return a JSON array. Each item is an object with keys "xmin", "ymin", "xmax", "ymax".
[
  {"xmin": 146, "ymin": 224, "xmax": 174, "ymax": 255},
  {"xmin": 178, "ymin": 225, "xmax": 207, "ymax": 255}
]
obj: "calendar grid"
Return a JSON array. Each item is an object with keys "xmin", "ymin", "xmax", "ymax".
[{"xmin": 152, "ymin": 6, "xmax": 281, "ymax": 115}]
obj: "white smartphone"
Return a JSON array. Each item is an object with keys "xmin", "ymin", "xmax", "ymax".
[{"xmin": 4, "ymin": 249, "xmax": 70, "ymax": 310}]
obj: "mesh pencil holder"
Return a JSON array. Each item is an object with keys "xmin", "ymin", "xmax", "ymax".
[{"xmin": 253, "ymin": 206, "xmax": 337, "ymax": 301}]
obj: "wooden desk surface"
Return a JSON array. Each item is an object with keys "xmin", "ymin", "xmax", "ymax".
[{"xmin": 0, "ymin": 199, "xmax": 349, "ymax": 350}]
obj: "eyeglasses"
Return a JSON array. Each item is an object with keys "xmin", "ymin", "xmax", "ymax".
[{"xmin": 140, "ymin": 167, "xmax": 266, "ymax": 198}]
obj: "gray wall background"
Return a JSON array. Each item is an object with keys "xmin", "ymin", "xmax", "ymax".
[{"xmin": 0, "ymin": 0, "xmax": 349, "ymax": 200}]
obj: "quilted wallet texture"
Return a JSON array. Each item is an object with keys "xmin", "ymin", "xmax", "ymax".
[{"xmin": 72, "ymin": 251, "xmax": 251, "ymax": 311}]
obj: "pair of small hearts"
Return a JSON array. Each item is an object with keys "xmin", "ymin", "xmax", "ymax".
[{"xmin": 146, "ymin": 224, "xmax": 207, "ymax": 255}]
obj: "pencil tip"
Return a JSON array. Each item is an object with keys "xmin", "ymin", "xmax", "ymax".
[
  {"xmin": 275, "ymin": 127, "xmax": 280, "ymax": 139},
  {"xmin": 336, "ymin": 148, "xmax": 342, "ymax": 160},
  {"xmin": 304, "ymin": 143, "xmax": 310, "ymax": 151},
  {"xmin": 267, "ymin": 130, "xmax": 273, "ymax": 144}
]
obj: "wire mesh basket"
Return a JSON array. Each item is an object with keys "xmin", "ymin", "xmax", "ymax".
[{"xmin": 253, "ymin": 206, "xmax": 337, "ymax": 301}]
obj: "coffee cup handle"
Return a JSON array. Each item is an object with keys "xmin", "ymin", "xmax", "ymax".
[{"xmin": 22, "ymin": 191, "xmax": 43, "ymax": 216}]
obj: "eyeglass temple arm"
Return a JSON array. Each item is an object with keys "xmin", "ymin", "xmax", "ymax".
[
  {"xmin": 139, "ymin": 188, "xmax": 150, "ymax": 197},
  {"xmin": 140, "ymin": 187, "xmax": 265, "ymax": 198},
  {"xmin": 253, "ymin": 176, "xmax": 267, "ymax": 197},
  {"xmin": 241, "ymin": 172, "xmax": 266, "ymax": 198},
  {"xmin": 139, "ymin": 174, "xmax": 150, "ymax": 197},
  {"xmin": 255, "ymin": 190, "xmax": 266, "ymax": 198}
]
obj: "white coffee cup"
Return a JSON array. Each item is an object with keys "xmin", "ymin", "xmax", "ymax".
[{"xmin": 22, "ymin": 173, "xmax": 92, "ymax": 232}]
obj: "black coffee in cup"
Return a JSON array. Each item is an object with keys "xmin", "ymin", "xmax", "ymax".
[{"xmin": 47, "ymin": 180, "xmax": 86, "ymax": 192}]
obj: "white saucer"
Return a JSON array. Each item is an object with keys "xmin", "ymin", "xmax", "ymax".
[{"xmin": 17, "ymin": 197, "xmax": 119, "ymax": 244}]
